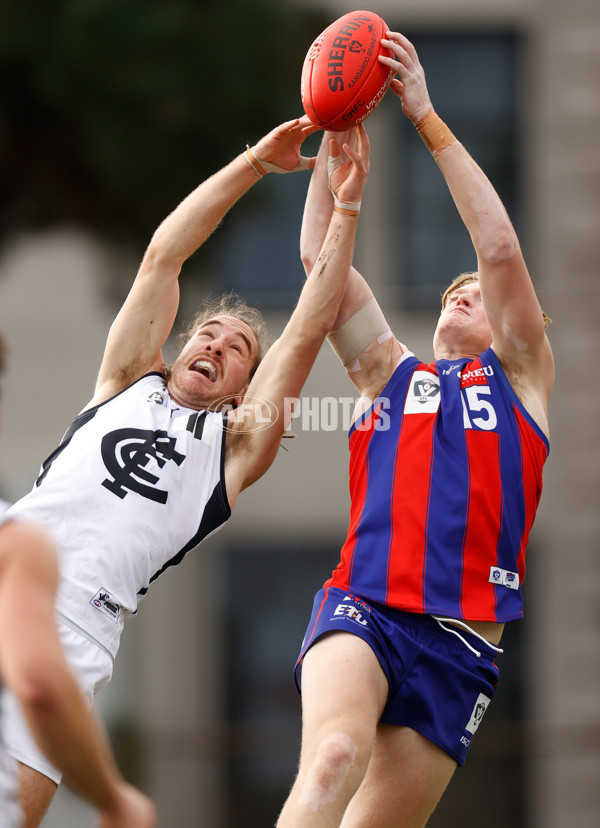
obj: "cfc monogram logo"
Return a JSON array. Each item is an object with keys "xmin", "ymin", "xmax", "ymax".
[{"xmin": 101, "ymin": 428, "xmax": 185, "ymax": 503}]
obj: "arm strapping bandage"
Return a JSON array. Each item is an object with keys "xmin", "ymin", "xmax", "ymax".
[
  {"xmin": 327, "ymin": 297, "xmax": 392, "ymax": 371},
  {"xmin": 415, "ymin": 111, "xmax": 459, "ymax": 160}
]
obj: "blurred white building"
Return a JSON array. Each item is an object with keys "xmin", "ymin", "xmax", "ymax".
[{"xmin": 0, "ymin": 1, "xmax": 598, "ymax": 826}]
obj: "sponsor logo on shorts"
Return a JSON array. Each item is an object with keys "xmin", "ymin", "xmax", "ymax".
[
  {"xmin": 489, "ymin": 566, "xmax": 520, "ymax": 590},
  {"xmin": 90, "ymin": 588, "xmax": 123, "ymax": 624},
  {"xmin": 332, "ymin": 599, "xmax": 369, "ymax": 626},
  {"xmin": 465, "ymin": 692, "xmax": 491, "ymax": 735}
]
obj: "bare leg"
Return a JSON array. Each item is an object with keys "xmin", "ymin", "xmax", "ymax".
[
  {"xmin": 341, "ymin": 725, "xmax": 457, "ymax": 828},
  {"xmin": 277, "ymin": 632, "xmax": 389, "ymax": 828},
  {"xmin": 18, "ymin": 763, "xmax": 58, "ymax": 828}
]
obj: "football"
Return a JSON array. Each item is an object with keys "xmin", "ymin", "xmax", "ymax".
[{"xmin": 301, "ymin": 10, "xmax": 394, "ymax": 131}]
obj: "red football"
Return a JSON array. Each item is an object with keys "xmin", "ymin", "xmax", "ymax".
[{"xmin": 301, "ymin": 10, "xmax": 394, "ymax": 131}]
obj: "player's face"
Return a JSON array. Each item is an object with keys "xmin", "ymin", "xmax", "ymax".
[
  {"xmin": 167, "ymin": 315, "xmax": 259, "ymax": 410},
  {"xmin": 433, "ymin": 282, "xmax": 492, "ymax": 358}
]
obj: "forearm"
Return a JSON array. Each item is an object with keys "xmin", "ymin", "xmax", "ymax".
[
  {"xmin": 21, "ymin": 663, "xmax": 123, "ymax": 810},
  {"xmin": 300, "ymin": 133, "xmax": 374, "ymax": 329},
  {"xmin": 300, "ymin": 137, "xmax": 334, "ymax": 274},
  {"xmin": 295, "ymin": 211, "xmax": 360, "ymax": 338},
  {"xmin": 146, "ymin": 153, "xmax": 259, "ymax": 270},
  {"xmin": 416, "ymin": 111, "xmax": 518, "ymax": 265}
]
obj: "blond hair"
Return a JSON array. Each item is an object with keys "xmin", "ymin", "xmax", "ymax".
[{"xmin": 441, "ymin": 272, "xmax": 552, "ymax": 329}]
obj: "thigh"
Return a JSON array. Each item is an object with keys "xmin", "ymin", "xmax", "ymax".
[
  {"xmin": 341, "ymin": 725, "xmax": 457, "ymax": 828},
  {"xmin": 17, "ymin": 762, "xmax": 58, "ymax": 828},
  {"xmin": 276, "ymin": 633, "xmax": 390, "ymax": 828},
  {"xmin": 300, "ymin": 631, "xmax": 389, "ymax": 747}
]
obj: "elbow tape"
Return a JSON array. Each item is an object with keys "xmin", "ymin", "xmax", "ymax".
[{"xmin": 327, "ymin": 297, "xmax": 392, "ymax": 370}]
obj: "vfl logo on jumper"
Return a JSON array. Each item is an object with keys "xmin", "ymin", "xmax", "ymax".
[
  {"xmin": 90, "ymin": 589, "xmax": 123, "ymax": 624},
  {"xmin": 465, "ymin": 692, "xmax": 491, "ymax": 735},
  {"xmin": 101, "ymin": 428, "xmax": 185, "ymax": 503},
  {"xmin": 146, "ymin": 391, "xmax": 165, "ymax": 405},
  {"xmin": 332, "ymin": 596, "xmax": 369, "ymax": 626},
  {"xmin": 404, "ymin": 371, "xmax": 441, "ymax": 415},
  {"xmin": 489, "ymin": 566, "xmax": 520, "ymax": 591}
]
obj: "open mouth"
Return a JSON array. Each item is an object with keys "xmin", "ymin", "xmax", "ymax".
[{"xmin": 190, "ymin": 359, "xmax": 217, "ymax": 382}]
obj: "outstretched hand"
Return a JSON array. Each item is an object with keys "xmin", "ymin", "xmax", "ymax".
[
  {"xmin": 378, "ymin": 31, "xmax": 432, "ymax": 124},
  {"xmin": 327, "ymin": 122, "xmax": 370, "ymax": 207},
  {"xmin": 252, "ymin": 116, "xmax": 320, "ymax": 173}
]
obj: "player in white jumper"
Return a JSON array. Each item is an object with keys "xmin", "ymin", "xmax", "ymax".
[
  {"xmin": 0, "ymin": 337, "xmax": 155, "ymax": 826},
  {"xmin": 5, "ymin": 116, "xmax": 371, "ymax": 825}
]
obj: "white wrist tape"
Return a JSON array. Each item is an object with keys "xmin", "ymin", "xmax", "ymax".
[
  {"xmin": 244, "ymin": 145, "xmax": 311, "ymax": 176},
  {"xmin": 327, "ymin": 152, "xmax": 361, "ymax": 215},
  {"xmin": 327, "ymin": 297, "xmax": 392, "ymax": 370}
]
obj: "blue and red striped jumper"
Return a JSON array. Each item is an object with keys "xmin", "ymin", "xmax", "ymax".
[{"xmin": 326, "ymin": 347, "xmax": 549, "ymax": 622}]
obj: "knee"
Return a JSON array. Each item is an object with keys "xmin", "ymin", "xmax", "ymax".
[
  {"xmin": 299, "ymin": 732, "xmax": 359, "ymax": 808},
  {"xmin": 315, "ymin": 732, "xmax": 358, "ymax": 774}
]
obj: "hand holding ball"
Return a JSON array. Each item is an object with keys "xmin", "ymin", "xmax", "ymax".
[{"xmin": 301, "ymin": 10, "xmax": 394, "ymax": 131}]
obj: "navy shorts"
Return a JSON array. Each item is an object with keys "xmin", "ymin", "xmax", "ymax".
[{"xmin": 294, "ymin": 586, "xmax": 500, "ymax": 766}]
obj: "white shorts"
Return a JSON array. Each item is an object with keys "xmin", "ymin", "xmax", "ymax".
[
  {"xmin": 0, "ymin": 742, "xmax": 22, "ymax": 828},
  {"xmin": 3, "ymin": 618, "xmax": 114, "ymax": 784}
]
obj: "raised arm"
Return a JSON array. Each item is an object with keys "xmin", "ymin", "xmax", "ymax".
[
  {"xmin": 225, "ymin": 125, "xmax": 372, "ymax": 500},
  {"xmin": 380, "ymin": 32, "xmax": 554, "ymax": 400},
  {"xmin": 91, "ymin": 117, "xmax": 318, "ymax": 407},
  {"xmin": 301, "ymin": 131, "xmax": 375, "ymax": 327},
  {"xmin": 0, "ymin": 521, "xmax": 156, "ymax": 828},
  {"xmin": 300, "ymin": 131, "xmax": 403, "ymax": 400}
]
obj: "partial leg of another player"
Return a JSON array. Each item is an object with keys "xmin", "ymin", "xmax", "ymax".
[
  {"xmin": 18, "ymin": 763, "xmax": 57, "ymax": 828},
  {"xmin": 340, "ymin": 725, "xmax": 457, "ymax": 828},
  {"xmin": 276, "ymin": 632, "xmax": 389, "ymax": 828}
]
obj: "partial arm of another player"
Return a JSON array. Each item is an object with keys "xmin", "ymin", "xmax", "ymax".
[
  {"xmin": 300, "ymin": 131, "xmax": 403, "ymax": 401},
  {"xmin": 91, "ymin": 117, "xmax": 319, "ymax": 407},
  {"xmin": 225, "ymin": 125, "xmax": 371, "ymax": 499},
  {"xmin": 380, "ymin": 32, "xmax": 553, "ymax": 395},
  {"xmin": 0, "ymin": 521, "xmax": 156, "ymax": 828}
]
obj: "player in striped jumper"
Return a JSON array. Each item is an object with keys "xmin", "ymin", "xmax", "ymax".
[{"xmin": 277, "ymin": 32, "xmax": 554, "ymax": 828}]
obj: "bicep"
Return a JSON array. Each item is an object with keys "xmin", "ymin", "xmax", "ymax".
[
  {"xmin": 480, "ymin": 253, "xmax": 548, "ymax": 362},
  {"xmin": 96, "ymin": 261, "xmax": 180, "ymax": 395}
]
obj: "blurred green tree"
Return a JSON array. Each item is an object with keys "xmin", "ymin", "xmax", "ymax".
[{"xmin": 0, "ymin": 0, "xmax": 326, "ymax": 256}]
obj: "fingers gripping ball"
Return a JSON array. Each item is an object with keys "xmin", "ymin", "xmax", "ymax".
[{"xmin": 301, "ymin": 10, "xmax": 394, "ymax": 131}]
